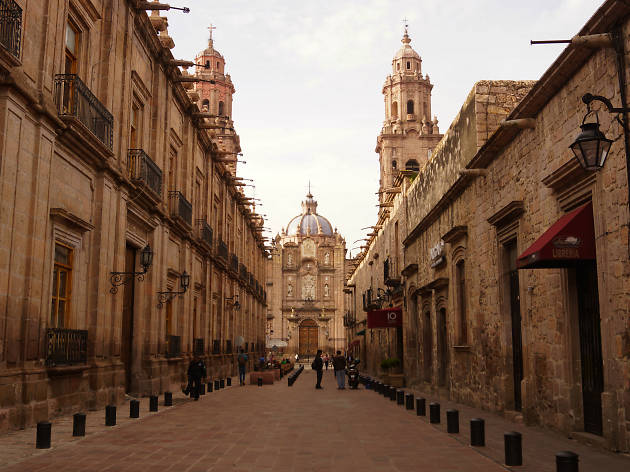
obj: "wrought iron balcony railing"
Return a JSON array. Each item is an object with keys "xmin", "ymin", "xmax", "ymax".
[
  {"xmin": 217, "ymin": 240, "xmax": 228, "ymax": 261},
  {"xmin": 230, "ymin": 253, "xmax": 238, "ymax": 273},
  {"xmin": 0, "ymin": 0, "xmax": 22, "ymax": 58},
  {"xmin": 212, "ymin": 339, "xmax": 221, "ymax": 355},
  {"xmin": 168, "ymin": 191, "xmax": 192, "ymax": 227},
  {"xmin": 54, "ymin": 74, "xmax": 113, "ymax": 150},
  {"xmin": 193, "ymin": 338, "xmax": 204, "ymax": 356},
  {"xmin": 225, "ymin": 339, "xmax": 232, "ymax": 354},
  {"xmin": 127, "ymin": 149, "xmax": 162, "ymax": 199},
  {"xmin": 384, "ymin": 257, "xmax": 401, "ymax": 287},
  {"xmin": 197, "ymin": 220, "xmax": 212, "ymax": 248},
  {"xmin": 166, "ymin": 334, "xmax": 181, "ymax": 358},
  {"xmin": 249, "ymin": 273, "xmax": 254, "ymax": 288},
  {"xmin": 45, "ymin": 328, "xmax": 88, "ymax": 367},
  {"xmin": 239, "ymin": 263, "xmax": 247, "ymax": 281}
]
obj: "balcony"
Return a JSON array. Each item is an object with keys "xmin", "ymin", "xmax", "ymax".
[
  {"xmin": 225, "ymin": 339, "xmax": 232, "ymax": 354},
  {"xmin": 168, "ymin": 191, "xmax": 192, "ymax": 228},
  {"xmin": 212, "ymin": 339, "xmax": 221, "ymax": 355},
  {"xmin": 127, "ymin": 149, "xmax": 162, "ymax": 200},
  {"xmin": 384, "ymin": 257, "xmax": 401, "ymax": 287},
  {"xmin": 230, "ymin": 253, "xmax": 238, "ymax": 274},
  {"xmin": 217, "ymin": 240, "xmax": 228, "ymax": 262},
  {"xmin": 45, "ymin": 328, "xmax": 88, "ymax": 367},
  {"xmin": 0, "ymin": 0, "xmax": 22, "ymax": 59},
  {"xmin": 197, "ymin": 220, "xmax": 213, "ymax": 249},
  {"xmin": 249, "ymin": 273, "xmax": 255, "ymax": 288},
  {"xmin": 54, "ymin": 74, "xmax": 113, "ymax": 150},
  {"xmin": 193, "ymin": 338, "xmax": 204, "ymax": 356},
  {"xmin": 165, "ymin": 334, "xmax": 181, "ymax": 358},
  {"xmin": 239, "ymin": 263, "xmax": 247, "ymax": 282}
]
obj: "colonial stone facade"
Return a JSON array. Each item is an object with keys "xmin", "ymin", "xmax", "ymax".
[
  {"xmin": 0, "ymin": 0, "xmax": 267, "ymax": 432},
  {"xmin": 266, "ymin": 193, "xmax": 346, "ymax": 357},
  {"xmin": 347, "ymin": 0, "xmax": 630, "ymax": 453}
]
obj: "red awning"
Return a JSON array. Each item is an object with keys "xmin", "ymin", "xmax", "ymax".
[{"xmin": 517, "ymin": 202, "xmax": 595, "ymax": 269}]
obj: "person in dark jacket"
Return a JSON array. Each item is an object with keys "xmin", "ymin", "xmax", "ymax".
[
  {"xmin": 183, "ymin": 356, "xmax": 206, "ymax": 400},
  {"xmin": 332, "ymin": 350, "xmax": 347, "ymax": 389},
  {"xmin": 312, "ymin": 350, "xmax": 324, "ymax": 389}
]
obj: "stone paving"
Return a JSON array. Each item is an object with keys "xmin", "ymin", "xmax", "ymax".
[{"xmin": 0, "ymin": 370, "xmax": 628, "ymax": 471}]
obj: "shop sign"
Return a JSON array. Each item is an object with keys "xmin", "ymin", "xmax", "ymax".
[
  {"xmin": 367, "ymin": 308, "xmax": 402, "ymax": 328},
  {"xmin": 430, "ymin": 239, "xmax": 445, "ymax": 268}
]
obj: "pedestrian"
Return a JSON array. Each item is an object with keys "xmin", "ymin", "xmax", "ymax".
[
  {"xmin": 333, "ymin": 350, "xmax": 346, "ymax": 389},
  {"xmin": 295, "ymin": 353, "xmax": 299, "ymax": 363},
  {"xmin": 324, "ymin": 353, "xmax": 330, "ymax": 370},
  {"xmin": 183, "ymin": 355, "xmax": 206, "ymax": 400},
  {"xmin": 237, "ymin": 348, "xmax": 248, "ymax": 386},
  {"xmin": 311, "ymin": 349, "xmax": 324, "ymax": 389}
]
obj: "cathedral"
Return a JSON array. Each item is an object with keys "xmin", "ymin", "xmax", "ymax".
[{"xmin": 266, "ymin": 192, "xmax": 346, "ymax": 357}]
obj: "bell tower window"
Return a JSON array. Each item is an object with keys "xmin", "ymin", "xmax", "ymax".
[
  {"xmin": 406, "ymin": 61, "xmax": 411, "ymax": 70},
  {"xmin": 392, "ymin": 160, "xmax": 397, "ymax": 169},
  {"xmin": 201, "ymin": 99, "xmax": 209, "ymax": 111},
  {"xmin": 218, "ymin": 101, "xmax": 224, "ymax": 116},
  {"xmin": 407, "ymin": 100, "xmax": 414, "ymax": 114},
  {"xmin": 391, "ymin": 101, "xmax": 398, "ymax": 120},
  {"xmin": 405, "ymin": 159, "xmax": 419, "ymax": 172}
]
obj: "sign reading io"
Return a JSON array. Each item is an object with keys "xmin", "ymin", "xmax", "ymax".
[{"xmin": 367, "ymin": 308, "xmax": 402, "ymax": 329}]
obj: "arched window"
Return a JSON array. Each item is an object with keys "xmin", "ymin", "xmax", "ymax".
[
  {"xmin": 391, "ymin": 101, "xmax": 398, "ymax": 119},
  {"xmin": 205, "ymin": 60, "xmax": 210, "ymax": 69},
  {"xmin": 406, "ymin": 61, "xmax": 411, "ymax": 70},
  {"xmin": 201, "ymin": 99, "xmax": 209, "ymax": 111},
  {"xmin": 407, "ymin": 100, "xmax": 414, "ymax": 115},
  {"xmin": 218, "ymin": 101, "xmax": 224, "ymax": 116},
  {"xmin": 396, "ymin": 62, "xmax": 400, "ymax": 71},
  {"xmin": 392, "ymin": 160, "xmax": 397, "ymax": 169},
  {"xmin": 405, "ymin": 159, "xmax": 419, "ymax": 172},
  {"xmin": 216, "ymin": 61, "xmax": 220, "ymax": 69}
]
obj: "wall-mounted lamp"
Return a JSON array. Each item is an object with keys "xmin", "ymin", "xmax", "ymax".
[
  {"xmin": 225, "ymin": 294, "xmax": 240, "ymax": 311},
  {"xmin": 157, "ymin": 271, "xmax": 190, "ymax": 308},
  {"xmin": 110, "ymin": 244, "xmax": 153, "ymax": 294}
]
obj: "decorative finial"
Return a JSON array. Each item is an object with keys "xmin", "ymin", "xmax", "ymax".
[
  {"xmin": 208, "ymin": 24, "xmax": 216, "ymax": 46},
  {"xmin": 307, "ymin": 180, "xmax": 313, "ymax": 198},
  {"xmin": 402, "ymin": 17, "xmax": 411, "ymax": 45}
]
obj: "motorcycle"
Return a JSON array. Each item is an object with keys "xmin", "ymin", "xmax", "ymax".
[{"xmin": 345, "ymin": 359, "xmax": 361, "ymax": 389}]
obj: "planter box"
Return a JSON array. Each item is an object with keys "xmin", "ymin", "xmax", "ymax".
[
  {"xmin": 383, "ymin": 373, "xmax": 405, "ymax": 387},
  {"xmin": 249, "ymin": 372, "xmax": 274, "ymax": 385}
]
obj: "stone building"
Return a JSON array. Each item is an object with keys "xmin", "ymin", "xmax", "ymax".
[
  {"xmin": 0, "ymin": 0, "xmax": 267, "ymax": 432},
  {"xmin": 348, "ymin": 0, "xmax": 630, "ymax": 452},
  {"xmin": 266, "ymin": 192, "xmax": 346, "ymax": 358}
]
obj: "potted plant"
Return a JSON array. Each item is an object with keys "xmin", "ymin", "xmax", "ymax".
[{"xmin": 380, "ymin": 357, "xmax": 404, "ymax": 387}]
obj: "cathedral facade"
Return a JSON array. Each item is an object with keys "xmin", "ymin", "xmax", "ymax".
[{"xmin": 266, "ymin": 193, "xmax": 346, "ymax": 357}]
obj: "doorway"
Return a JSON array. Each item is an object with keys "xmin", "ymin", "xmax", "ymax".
[
  {"xmin": 299, "ymin": 319, "xmax": 318, "ymax": 357},
  {"xmin": 121, "ymin": 245, "xmax": 136, "ymax": 393},
  {"xmin": 423, "ymin": 310, "xmax": 432, "ymax": 382},
  {"xmin": 505, "ymin": 240, "xmax": 523, "ymax": 411},
  {"xmin": 437, "ymin": 307, "xmax": 448, "ymax": 387},
  {"xmin": 575, "ymin": 261, "xmax": 604, "ymax": 435}
]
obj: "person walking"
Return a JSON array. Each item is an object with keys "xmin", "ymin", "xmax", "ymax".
[
  {"xmin": 312, "ymin": 349, "xmax": 324, "ymax": 389},
  {"xmin": 183, "ymin": 355, "xmax": 206, "ymax": 400},
  {"xmin": 333, "ymin": 350, "xmax": 346, "ymax": 389},
  {"xmin": 324, "ymin": 354, "xmax": 329, "ymax": 370},
  {"xmin": 237, "ymin": 348, "xmax": 248, "ymax": 385}
]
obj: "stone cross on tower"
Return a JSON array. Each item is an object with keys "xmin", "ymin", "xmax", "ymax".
[{"xmin": 208, "ymin": 24, "xmax": 216, "ymax": 40}]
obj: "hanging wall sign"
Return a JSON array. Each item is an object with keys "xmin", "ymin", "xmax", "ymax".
[{"xmin": 367, "ymin": 308, "xmax": 402, "ymax": 328}]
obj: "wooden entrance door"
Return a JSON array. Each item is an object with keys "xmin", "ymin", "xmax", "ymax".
[
  {"xmin": 506, "ymin": 241, "xmax": 523, "ymax": 411},
  {"xmin": 121, "ymin": 245, "xmax": 136, "ymax": 393},
  {"xmin": 437, "ymin": 308, "xmax": 448, "ymax": 387},
  {"xmin": 299, "ymin": 319, "xmax": 318, "ymax": 356},
  {"xmin": 423, "ymin": 310, "xmax": 432, "ymax": 382},
  {"xmin": 576, "ymin": 261, "xmax": 604, "ymax": 435}
]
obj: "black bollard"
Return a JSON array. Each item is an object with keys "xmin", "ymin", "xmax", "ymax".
[
  {"xmin": 429, "ymin": 402, "xmax": 440, "ymax": 424},
  {"xmin": 365, "ymin": 378, "xmax": 372, "ymax": 390},
  {"xmin": 556, "ymin": 451, "xmax": 579, "ymax": 472},
  {"xmin": 405, "ymin": 393, "xmax": 414, "ymax": 410},
  {"xmin": 200, "ymin": 383, "xmax": 206, "ymax": 396},
  {"xmin": 73, "ymin": 413, "xmax": 86, "ymax": 436},
  {"xmin": 227, "ymin": 377, "xmax": 232, "ymax": 387},
  {"xmin": 504, "ymin": 431, "xmax": 522, "ymax": 466},
  {"xmin": 164, "ymin": 391, "xmax": 173, "ymax": 406},
  {"xmin": 257, "ymin": 377, "xmax": 263, "ymax": 387},
  {"xmin": 214, "ymin": 379, "xmax": 220, "ymax": 391},
  {"xmin": 129, "ymin": 400, "xmax": 139, "ymax": 418},
  {"xmin": 207, "ymin": 381, "xmax": 213, "ymax": 393},
  {"xmin": 416, "ymin": 398, "xmax": 426, "ymax": 416},
  {"xmin": 470, "ymin": 418, "xmax": 485, "ymax": 446},
  {"xmin": 105, "ymin": 405, "xmax": 116, "ymax": 426},
  {"xmin": 220, "ymin": 379, "xmax": 225, "ymax": 389},
  {"xmin": 397, "ymin": 390, "xmax": 404, "ymax": 405},
  {"xmin": 288, "ymin": 377, "xmax": 294, "ymax": 387},
  {"xmin": 389, "ymin": 386, "xmax": 397, "ymax": 401},
  {"xmin": 149, "ymin": 395, "xmax": 158, "ymax": 412},
  {"xmin": 446, "ymin": 409, "xmax": 459, "ymax": 433},
  {"xmin": 36, "ymin": 422, "xmax": 51, "ymax": 449}
]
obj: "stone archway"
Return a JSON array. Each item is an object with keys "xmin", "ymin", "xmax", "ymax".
[{"xmin": 299, "ymin": 318, "xmax": 318, "ymax": 357}]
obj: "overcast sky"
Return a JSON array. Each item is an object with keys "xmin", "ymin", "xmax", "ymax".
[{"xmin": 168, "ymin": 0, "xmax": 604, "ymax": 256}]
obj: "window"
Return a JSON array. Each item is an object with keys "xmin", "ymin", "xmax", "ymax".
[
  {"xmin": 65, "ymin": 21, "xmax": 79, "ymax": 74},
  {"xmin": 205, "ymin": 60, "xmax": 210, "ymax": 69},
  {"xmin": 130, "ymin": 100, "xmax": 143, "ymax": 149},
  {"xmin": 392, "ymin": 160, "xmax": 397, "ymax": 169},
  {"xmin": 406, "ymin": 61, "xmax": 411, "ymax": 70},
  {"xmin": 168, "ymin": 148, "xmax": 177, "ymax": 191},
  {"xmin": 201, "ymin": 99, "xmax": 209, "ymax": 111},
  {"xmin": 405, "ymin": 159, "xmax": 419, "ymax": 172},
  {"xmin": 391, "ymin": 101, "xmax": 398, "ymax": 120},
  {"xmin": 396, "ymin": 62, "xmax": 400, "ymax": 71},
  {"xmin": 216, "ymin": 61, "xmax": 220, "ymax": 69},
  {"xmin": 218, "ymin": 101, "xmax": 224, "ymax": 116},
  {"xmin": 51, "ymin": 243, "xmax": 73, "ymax": 328},
  {"xmin": 456, "ymin": 260, "xmax": 467, "ymax": 344},
  {"xmin": 407, "ymin": 100, "xmax": 414, "ymax": 115}
]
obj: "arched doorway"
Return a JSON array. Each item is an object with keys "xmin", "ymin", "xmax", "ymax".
[
  {"xmin": 437, "ymin": 307, "xmax": 448, "ymax": 388},
  {"xmin": 299, "ymin": 319, "xmax": 318, "ymax": 357}
]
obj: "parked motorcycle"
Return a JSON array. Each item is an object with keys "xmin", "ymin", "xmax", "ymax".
[{"xmin": 346, "ymin": 359, "xmax": 361, "ymax": 389}]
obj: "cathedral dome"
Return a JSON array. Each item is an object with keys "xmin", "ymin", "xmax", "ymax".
[
  {"xmin": 286, "ymin": 193, "xmax": 334, "ymax": 236},
  {"xmin": 394, "ymin": 31, "xmax": 420, "ymax": 60}
]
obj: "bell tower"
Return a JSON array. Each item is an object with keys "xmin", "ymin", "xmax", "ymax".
[{"xmin": 376, "ymin": 26, "xmax": 443, "ymax": 201}]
